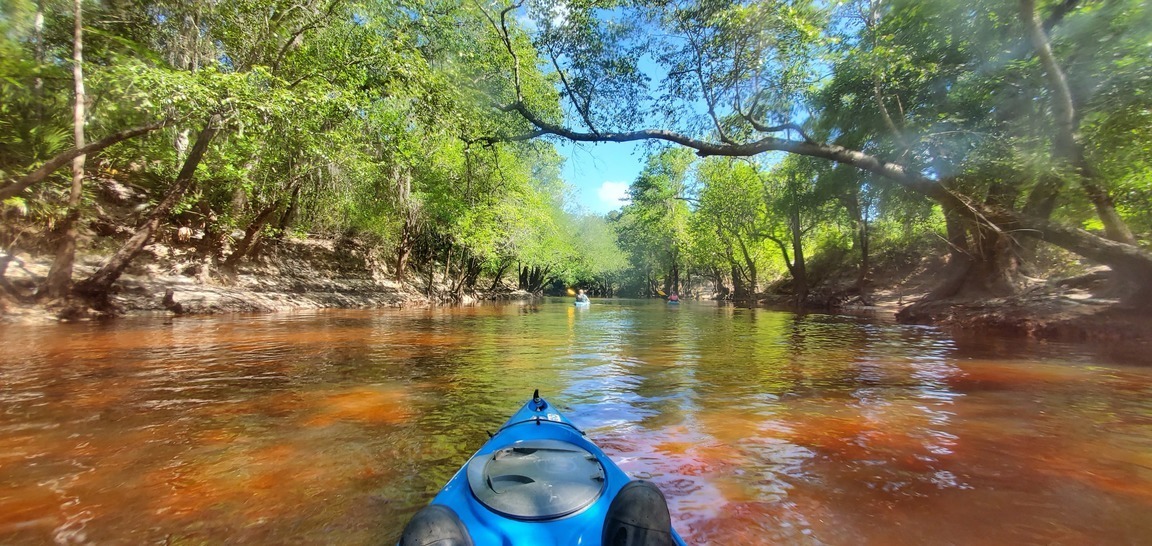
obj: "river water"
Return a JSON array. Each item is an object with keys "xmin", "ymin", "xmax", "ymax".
[{"xmin": 2, "ymin": 299, "xmax": 1151, "ymax": 545}]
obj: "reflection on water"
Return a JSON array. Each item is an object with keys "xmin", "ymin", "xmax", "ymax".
[{"xmin": 2, "ymin": 300, "xmax": 1152, "ymax": 544}]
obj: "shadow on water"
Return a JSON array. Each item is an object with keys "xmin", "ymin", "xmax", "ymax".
[{"xmin": 2, "ymin": 300, "xmax": 1152, "ymax": 544}]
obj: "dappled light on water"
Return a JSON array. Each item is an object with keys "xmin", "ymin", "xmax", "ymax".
[{"xmin": 3, "ymin": 301, "xmax": 1152, "ymax": 544}]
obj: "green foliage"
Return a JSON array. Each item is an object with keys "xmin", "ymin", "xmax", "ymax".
[
  {"xmin": 691, "ymin": 157, "xmax": 769, "ymax": 281},
  {"xmin": 561, "ymin": 213, "xmax": 628, "ymax": 289},
  {"xmin": 0, "ymin": 0, "xmax": 598, "ymax": 293},
  {"xmin": 613, "ymin": 147, "xmax": 694, "ymax": 293},
  {"xmin": 4, "ymin": 0, "xmax": 1150, "ymax": 297}
]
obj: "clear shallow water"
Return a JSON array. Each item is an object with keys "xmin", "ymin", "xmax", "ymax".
[{"xmin": 2, "ymin": 299, "xmax": 1151, "ymax": 544}]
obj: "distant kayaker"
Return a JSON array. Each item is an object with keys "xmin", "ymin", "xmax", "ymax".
[
  {"xmin": 576, "ymin": 289, "xmax": 589, "ymax": 303},
  {"xmin": 668, "ymin": 292, "xmax": 679, "ymax": 302}
]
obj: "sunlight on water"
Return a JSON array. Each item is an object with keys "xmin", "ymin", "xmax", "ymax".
[{"xmin": 2, "ymin": 300, "xmax": 1152, "ymax": 544}]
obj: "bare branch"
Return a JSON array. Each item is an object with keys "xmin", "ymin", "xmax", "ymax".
[
  {"xmin": 1020, "ymin": 0, "xmax": 1076, "ymax": 133},
  {"xmin": 733, "ymin": 90, "xmax": 815, "ymax": 144},
  {"xmin": 548, "ymin": 48, "xmax": 599, "ymax": 135},
  {"xmin": 747, "ymin": 119, "xmax": 816, "ymax": 144},
  {"xmin": 675, "ymin": 12, "xmax": 731, "ymax": 144},
  {"xmin": 873, "ymin": 82, "xmax": 910, "ymax": 147},
  {"xmin": 474, "ymin": 0, "xmax": 525, "ymax": 102},
  {"xmin": 464, "ymin": 128, "xmax": 546, "ymax": 147}
]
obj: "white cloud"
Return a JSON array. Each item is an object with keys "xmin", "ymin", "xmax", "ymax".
[
  {"xmin": 515, "ymin": 12, "xmax": 538, "ymax": 33},
  {"xmin": 550, "ymin": 1, "xmax": 570, "ymax": 28},
  {"xmin": 597, "ymin": 181, "xmax": 630, "ymax": 211}
]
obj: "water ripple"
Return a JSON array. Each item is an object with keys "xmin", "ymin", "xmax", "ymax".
[{"xmin": 1, "ymin": 303, "xmax": 1151, "ymax": 544}]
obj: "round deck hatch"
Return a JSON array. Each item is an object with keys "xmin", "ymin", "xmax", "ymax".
[{"xmin": 466, "ymin": 439, "xmax": 607, "ymax": 520}]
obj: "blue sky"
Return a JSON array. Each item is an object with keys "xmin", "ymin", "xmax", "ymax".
[
  {"xmin": 513, "ymin": 7, "xmax": 662, "ymax": 216},
  {"xmin": 556, "ymin": 140, "xmax": 646, "ymax": 215},
  {"xmin": 517, "ymin": 6, "xmax": 704, "ymax": 216}
]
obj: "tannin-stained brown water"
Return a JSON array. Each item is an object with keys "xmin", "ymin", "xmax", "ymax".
[{"xmin": 2, "ymin": 300, "xmax": 1151, "ymax": 545}]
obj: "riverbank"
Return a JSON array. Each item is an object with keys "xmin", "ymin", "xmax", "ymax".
[
  {"xmin": 3, "ymin": 230, "xmax": 1149, "ymax": 344},
  {"xmin": 847, "ymin": 259, "xmax": 1151, "ymax": 343},
  {"xmin": 0, "ymin": 236, "xmax": 531, "ymax": 323}
]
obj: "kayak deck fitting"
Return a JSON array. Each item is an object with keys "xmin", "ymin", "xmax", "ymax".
[{"xmin": 399, "ymin": 390, "xmax": 686, "ymax": 546}]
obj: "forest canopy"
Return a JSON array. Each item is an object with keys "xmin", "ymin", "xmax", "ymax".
[{"xmin": 1, "ymin": 0, "xmax": 1150, "ymax": 307}]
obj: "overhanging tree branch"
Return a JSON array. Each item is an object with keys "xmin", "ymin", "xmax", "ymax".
[
  {"xmin": 471, "ymin": 0, "xmax": 1152, "ymax": 292},
  {"xmin": 499, "ymin": 98, "xmax": 1152, "ymax": 285},
  {"xmin": 0, "ymin": 119, "xmax": 170, "ymax": 201},
  {"xmin": 1020, "ymin": 0, "xmax": 1135, "ymax": 245},
  {"xmin": 504, "ymin": 99, "xmax": 936, "ymax": 192}
]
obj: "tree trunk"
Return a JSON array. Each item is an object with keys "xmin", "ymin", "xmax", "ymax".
[
  {"xmin": 542, "ymin": 273, "xmax": 556, "ymax": 293},
  {"xmin": 442, "ymin": 245, "xmax": 452, "ymax": 286},
  {"xmin": 1007, "ymin": 212, "xmax": 1152, "ymax": 303},
  {"xmin": 275, "ymin": 184, "xmax": 301, "ymax": 237},
  {"xmin": 736, "ymin": 236, "xmax": 757, "ymax": 296},
  {"xmin": 710, "ymin": 266, "xmax": 728, "ymax": 299},
  {"xmin": 450, "ymin": 251, "xmax": 466, "ymax": 295},
  {"xmin": 1020, "ymin": 171, "xmax": 1064, "ymax": 257},
  {"xmin": 730, "ymin": 263, "xmax": 747, "ymax": 300},
  {"xmin": 789, "ymin": 202, "xmax": 808, "ymax": 303},
  {"xmin": 843, "ymin": 190, "xmax": 870, "ymax": 291},
  {"xmin": 45, "ymin": 0, "xmax": 86, "ymax": 301},
  {"xmin": 74, "ymin": 115, "xmax": 220, "ymax": 303},
  {"xmin": 197, "ymin": 202, "xmax": 222, "ymax": 253},
  {"xmin": 857, "ymin": 217, "xmax": 870, "ymax": 289},
  {"xmin": 0, "ymin": 253, "xmax": 31, "ymax": 302},
  {"xmin": 33, "ymin": 0, "xmax": 45, "ymax": 119},
  {"xmin": 393, "ymin": 167, "xmax": 418, "ymax": 284},
  {"xmin": 229, "ymin": 186, "xmax": 247, "ymax": 214},
  {"xmin": 529, "ymin": 266, "xmax": 543, "ymax": 293},
  {"xmin": 456, "ymin": 256, "xmax": 480, "ymax": 294},
  {"xmin": 926, "ymin": 206, "xmax": 976, "ymax": 300},
  {"xmin": 425, "ymin": 246, "xmax": 436, "ymax": 297},
  {"xmin": 490, "ymin": 258, "xmax": 512, "ymax": 290},
  {"xmin": 925, "ymin": 200, "xmax": 1027, "ymax": 302},
  {"xmin": 395, "ymin": 215, "xmax": 416, "ymax": 284},
  {"xmin": 466, "ymin": 257, "xmax": 481, "ymax": 291},
  {"xmin": 525, "ymin": 265, "xmax": 550, "ymax": 293},
  {"xmin": 1019, "ymin": 0, "xmax": 1136, "ymax": 245},
  {"xmin": 221, "ymin": 200, "xmax": 281, "ymax": 271}
]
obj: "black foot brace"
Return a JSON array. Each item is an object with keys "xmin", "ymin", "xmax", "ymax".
[
  {"xmin": 399, "ymin": 504, "xmax": 474, "ymax": 546},
  {"xmin": 602, "ymin": 480, "xmax": 675, "ymax": 546}
]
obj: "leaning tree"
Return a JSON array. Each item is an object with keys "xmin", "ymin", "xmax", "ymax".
[{"xmin": 470, "ymin": 0, "xmax": 1152, "ymax": 307}]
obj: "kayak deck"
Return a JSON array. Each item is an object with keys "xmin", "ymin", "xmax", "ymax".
[{"xmin": 399, "ymin": 391, "xmax": 686, "ymax": 545}]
